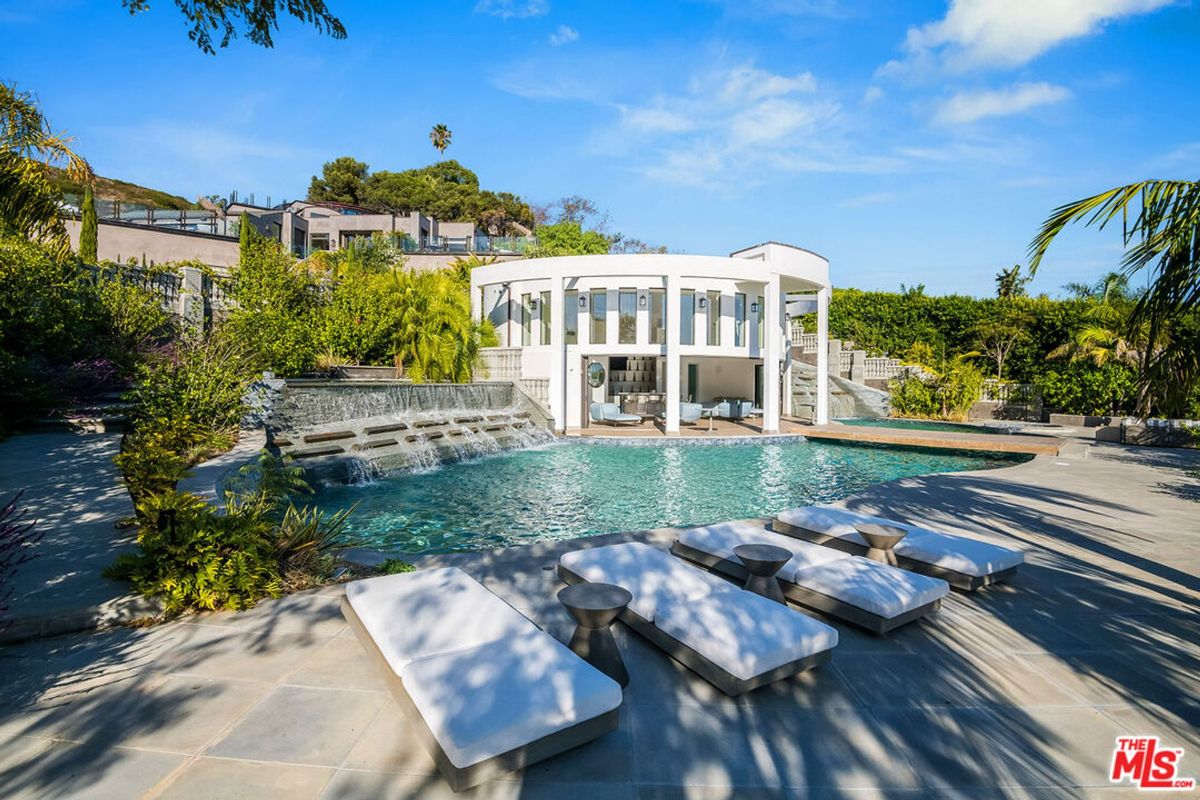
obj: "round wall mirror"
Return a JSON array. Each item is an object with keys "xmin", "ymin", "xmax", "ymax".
[{"xmin": 586, "ymin": 362, "xmax": 606, "ymax": 388}]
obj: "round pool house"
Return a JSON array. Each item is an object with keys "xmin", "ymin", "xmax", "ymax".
[{"xmin": 470, "ymin": 242, "xmax": 832, "ymax": 433}]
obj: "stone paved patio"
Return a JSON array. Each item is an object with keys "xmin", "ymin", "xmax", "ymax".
[{"xmin": 0, "ymin": 440, "xmax": 1197, "ymax": 798}]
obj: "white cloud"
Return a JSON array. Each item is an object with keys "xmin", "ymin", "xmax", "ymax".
[
  {"xmin": 713, "ymin": 65, "xmax": 816, "ymax": 102},
  {"xmin": 862, "ymin": 86, "xmax": 885, "ymax": 104},
  {"xmin": 934, "ymin": 82, "xmax": 1070, "ymax": 125},
  {"xmin": 619, "ymin": 106, "xmax": 699, "ymax": 134},
  {"xmin": 884, "ymin": 0, "xmax": 1172, "ymax": 72},
  {"xmin": 548, "ymin": 24, "xmax": 579, "ymax": 46},
  {"xmin": 474, "ymin": 0, "xmax": 548, "ymax": 19}
]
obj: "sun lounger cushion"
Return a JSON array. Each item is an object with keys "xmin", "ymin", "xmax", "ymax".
[
  {"xmin": 679, "ymin": 521, "xmax": 848, "ymax": 583},
  {"xmin": 790, "ymin": 558, "xmax": 948, "ymax": 619},
  {"xmin": 400, "ymin": 629, "xmax": 623, "ymax": 769},
  {"xmin": 560, "ymin": 542, "xmax": 838, "ymax": 678},
  {"xmin": 345, "ymin": 567, "xmax": 542, "ymax": 672},
  {"xmin": 652, "ymin": 586, "xmax": 838, "ymax": 681},
  {"xmin": 679, "ymin": 521, "xmax": 949, "ymax": 619},
  {"xmin": 344, "ymin": 567, "xmax": 623, "ymax": 779},
  {"xmin": 559, "ymin": 541, "xmax": 719, "ymax": 622},
  {"xmin": 776, "ymin": 506, "xmax": 1024, "ymax": 578}
]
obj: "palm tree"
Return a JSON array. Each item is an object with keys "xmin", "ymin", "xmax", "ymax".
[
  {"xmin": 429, "ymin": 124, "xmax": 452, "ymax": 155},
  {"xmin": 1029, "ymin": 180, "xmax": 1198, "ymax": 353},
  {"xmin": 1029, "ymin": 180, "xmax": 1200, "ymax": 416},
  {"xmin": 0, "ymin": 82, "xmax": 93, "ymax": 253}
]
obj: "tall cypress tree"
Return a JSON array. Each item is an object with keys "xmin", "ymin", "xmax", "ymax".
[
  {"xmin": 238, "ymin": 212, "xmax": 255, "ymax": 264},
  {"xmin": 79, "ymin": 184, "xmax": 98, "ymax": 263}
]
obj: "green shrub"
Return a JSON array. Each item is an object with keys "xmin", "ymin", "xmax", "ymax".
[
  {"xmin": 378, "ymin": 558, "xmax": 415, "ymax": 575},
  {"xmin": 888, "ymin": 373, "xmax": 939, "ymax": 418},
  {"xmin": 224, "ymin": 238, "xmax": 319, "ymax": 376},
  {"xmin": 125, "ymin": 334, "xmax": 254, "ymax": 435},
  {"xmin": 888, "ymin": 357, "xmax": 983, "ymax": 421},
  {"xmin": 93, "ymin": 274, "xmax": 174, "ymax": 374},
  {"xmin": 114, "ymin": 415, "xmax": 228, "ymax": 508},
  {"xmin": 107, "ymin": 490, "xmax": 283, "ymax": 613},
  {"xmin": 1035, "ymin": 362, "xmax": 1137, "ymax": 417}
]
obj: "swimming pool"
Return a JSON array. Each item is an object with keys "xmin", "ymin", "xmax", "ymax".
[
  {"xmin": 312, "ymin": 440, "xmax": 1027, "ymax": 556},
  {"xmin": 837, "ymin": 417, "xmax": 1009, "ymax": 434}
]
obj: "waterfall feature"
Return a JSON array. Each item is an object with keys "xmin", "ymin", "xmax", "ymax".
[
  {"xmin": 791, "ymin": 360, "xmax": 889, "ymax": 420},
  {"xmin": 265, "ymin": 380, "xmax": 556, "ymax": 483}
]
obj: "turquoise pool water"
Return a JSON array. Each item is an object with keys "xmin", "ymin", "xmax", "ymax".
[
  {"xmin": 313, "ymin": 440, "xmax": 1027, "ymax": 556},
  {"xmin": 837, "ymin": 417, "xmax": 1007, "ymax": 434}
]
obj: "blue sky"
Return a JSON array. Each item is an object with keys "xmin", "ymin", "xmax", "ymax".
[{"xmin": 3, "ymin": 0, "xmax": 1199, "ymax": 296}]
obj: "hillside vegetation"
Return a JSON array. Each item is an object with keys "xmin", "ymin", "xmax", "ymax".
[{"xmin": 48, "ymin": 167, "xmax": 198, "ymax": 210}]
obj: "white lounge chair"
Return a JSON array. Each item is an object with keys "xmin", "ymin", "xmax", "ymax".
[
  {"xmin": 670, "ymin": 520, "xmax": 950, "ymax": 634},
  {"xmin": 341, "ymin": 567, "xmax": 622, "ymax": 792},
  {"xmin": 557, "ymin": 541, "xmax": 838, "ymax": 696},
  {"xmin": 590, "ymin": 402, "xmax": 641, "ymax": 426},
  {"xmin": 774, "ymin": 505, "xmax": 1025, "ymax": 591}
]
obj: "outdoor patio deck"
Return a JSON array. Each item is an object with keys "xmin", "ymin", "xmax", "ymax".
[{"xmin": 0, "ymin": 439, "xmax": 1196, "ymax": 798}]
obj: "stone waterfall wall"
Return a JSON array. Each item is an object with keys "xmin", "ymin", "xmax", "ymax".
[{"xmin": 264, "ymin": 380, "xmax": 556, "ymax": 483}]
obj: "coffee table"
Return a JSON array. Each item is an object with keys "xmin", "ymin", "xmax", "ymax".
[
  {"xmin": 732, "ymin": 543, "xmax": 791, "ymax": 604},
  {"xmin": 855, "ymin": 523, "xmax": 908, "ymax": 566},
  {"xmin": 558, "ymin": 582, "xmax": 633, "ymax": 687}
]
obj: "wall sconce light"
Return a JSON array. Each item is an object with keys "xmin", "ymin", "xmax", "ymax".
[
  {"xmin": 529, "ymin": 297, "xmax": 538, "ymax": 310},
  {"xmin": 578, "ymin": 295, "xmax": 588, "ymax": 309},
  {"xmin": 698, "ymin": 296, "xmax": 708, "ymax": 310},
  {"xmin": 501, "ymin": 282, "xmax": 510, "ymax": 294},
  {"xmin": 638, "ymin": 294, "xmax": 648, "ymax": 308},
  {"xmin": 750, "ymin": 302, "xmax": 760, "ymax": 314}
]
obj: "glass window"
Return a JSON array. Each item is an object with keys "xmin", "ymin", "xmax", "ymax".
[
  {"xmin": 707, "ymin": 291, "xmax": 721, "ymax": 346},
  {"xmin": 539, "ymin": 291, "xmax": 551, "ymax": 345},
  {"xmin": 591, "ymin": 289, "xmax": 607, "ymax": 344},
  {"xmin": 309, "ymin": 233, "xmax": 330, "ymax": 251},
  {"xmin": 757, "ymin": 295, "xmax": 764, "ymax": 348},
  {"xmin": 735, "ymin": 293, "xmax": 746, "ymax": 347},
  {"xmin": 680, "ymin": 291, "xmax": 695, "ymax": 346},
  {"xmin": 649, "ymin": 289, "xmax": 665, "ymax": 345},
  {"xmin": 564, "ymin": 290, "xmax": 578, "ymax": 344},
  {"xmin": 619, "ymin": 290, "xmax": 637, "ymax": 344},
  {"xmin": 521, "ymin": 293, "xmax": 531, "ymax": 346}
]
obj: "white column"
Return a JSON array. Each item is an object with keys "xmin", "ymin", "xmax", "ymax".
[
  {"xmin": 763, "ymin": 274, "xmax": 781, "ymax": 433},
  {"xmin": 470, "ymin": 283, "xmax": 482, "ymax": 324},
  {"xmin": 782, "ymin": 307, "xmax": 793, "ymax": 418},
  {"xmin": 816, "ymin": 285, "xmax": 831, "ymax": 425},
  {"xmin": 665, "ymin": 274, "xmax": 681, "ymax": 433},
  {"xmin": 549, "ymin": 276, "xmax": 565, "ymax": 432}
]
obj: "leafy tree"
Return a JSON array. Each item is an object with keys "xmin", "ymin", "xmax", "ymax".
[
  {"xmin": 429, "ymin": 124, "xmax": 452, "ymax": 155},
  {"xmin": 121, "ymin": 0, "xmax": 346, "ymax": 54},
  {"xmin": 306, "ymin": 157, "xmax": 535, "ymax": 229},
  {"xmin": 974, "ymin": 300, "xmax": 1032, "ymax": 380},
  {"xmin": 79, "ymin": 183, "xmax": 98, "ymax": 263},
  {"xmin": 995, "ymin": 264, "xmax": 1030, "ymax": 299},
  {"xmin": 307, "ymin": 156, "xmax": 369, "ymax": 205},
  {"xmin": 0, "ymin": 83, "xmax": 93, "ymax": 255},
  {"xmin": 528, "ymin": 220, "xmax": 610, "ymax": 257}
]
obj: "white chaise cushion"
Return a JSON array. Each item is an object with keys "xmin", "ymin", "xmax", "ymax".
[
  {"xmin": 400, "ymin": 629, "xmax": 623, "ymax": 769},
  {"xmin": 791, "ymin": 557, "xmax": 949, "ymax": 618},
  {"xmin": 345, "ymin": 567, "xmax": 539, "ymax": 672},
  {"xmin": 776, "ymin": 506, "xmax": 1024, "ymax": 577},
  {"xmin": 559, "ymin": 541, "xmax": 722, "ymax": 622},
  {"xmin": 894, "ymin": 531, "xmax": 1024, "ymax": 578},
  {"xmin": 679, "ymin": 520, "xmax": 849, "ymax": 582},
  {"xmin": 652, "ymin": 586, "xmax": 839, "ymax": 681}
]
